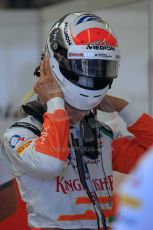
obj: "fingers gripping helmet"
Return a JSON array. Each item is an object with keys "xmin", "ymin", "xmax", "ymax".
[{"xmin": 45, "ymin": 12, "xmax": 120, "ymax": 110}]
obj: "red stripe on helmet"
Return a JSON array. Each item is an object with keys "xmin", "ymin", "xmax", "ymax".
[{"xmin": 73, "ymin": 28, "xmax": 117, "ymax": 46}]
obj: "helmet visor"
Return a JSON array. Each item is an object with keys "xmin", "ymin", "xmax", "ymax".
[{"xmin": 59, "ymin": 58, "xmax": 118, "ymax": 90}]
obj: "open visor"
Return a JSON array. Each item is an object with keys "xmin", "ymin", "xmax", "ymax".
[{"xmin": 59, "ymin": 58, "xmax": 119, "ymax": 90}]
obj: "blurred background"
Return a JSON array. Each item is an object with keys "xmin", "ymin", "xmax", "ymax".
[{"xmin": 0, "ymin": 0, "xmax": 153, "ymax": 186}]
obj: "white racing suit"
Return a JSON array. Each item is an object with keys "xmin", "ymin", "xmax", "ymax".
[
  {"xmin": 113, "ymin": 147, "xmax": 153, "ymax": 230},
  {"xmin": 1, "ymin": 97, "xmax": 153, "ymax": 229}
]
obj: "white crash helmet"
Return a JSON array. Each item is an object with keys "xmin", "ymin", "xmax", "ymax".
[{"xmin": 45, "ymin": 12, "xmax": 120, "ymax": 111}]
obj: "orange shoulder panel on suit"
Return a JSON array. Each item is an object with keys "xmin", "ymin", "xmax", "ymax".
[{"xmin": 112, "ymin": 114, "xmax": 153, "ymax": 174}]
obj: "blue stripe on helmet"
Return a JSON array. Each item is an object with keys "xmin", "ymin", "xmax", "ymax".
[{"xmin": 76, "ymin": 15, "xmax": 102, "ymax": 25}]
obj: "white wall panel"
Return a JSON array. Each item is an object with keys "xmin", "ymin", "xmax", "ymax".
[
  {"xmin": 0, "ymin": 11, "xmax": 39, "ymax": 105},
  {"xmin": 0, "ymin": 11, "xmax": 40, "ymax": 137}
]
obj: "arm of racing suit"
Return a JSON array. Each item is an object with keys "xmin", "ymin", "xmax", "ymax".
[
  {"xmin": 2, "ymin": 97, "xmax": 70, "ymax": 179},
  {"xmin": 112, "ymin": 104, "xmax": 153, "ymax": 174}
]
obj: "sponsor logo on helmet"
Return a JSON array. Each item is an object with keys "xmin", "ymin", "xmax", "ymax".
[
  {"xmin": 95, "ymin": 53, "xmax": 112, "ymax": 58},
  {"xmin": 68, "ymin": 53, "xmax": 84, "ymax": 58},
  {"xmin": 64, "ymin": 22, "xmax": 72, "ymax": 45},
  {"xmin": 74, "ymin": 14, "xmax": 104, "ymax": 25},
  {"xmin": 86, "ymin": 41, "xmax": 115, "ymax": 51}
]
